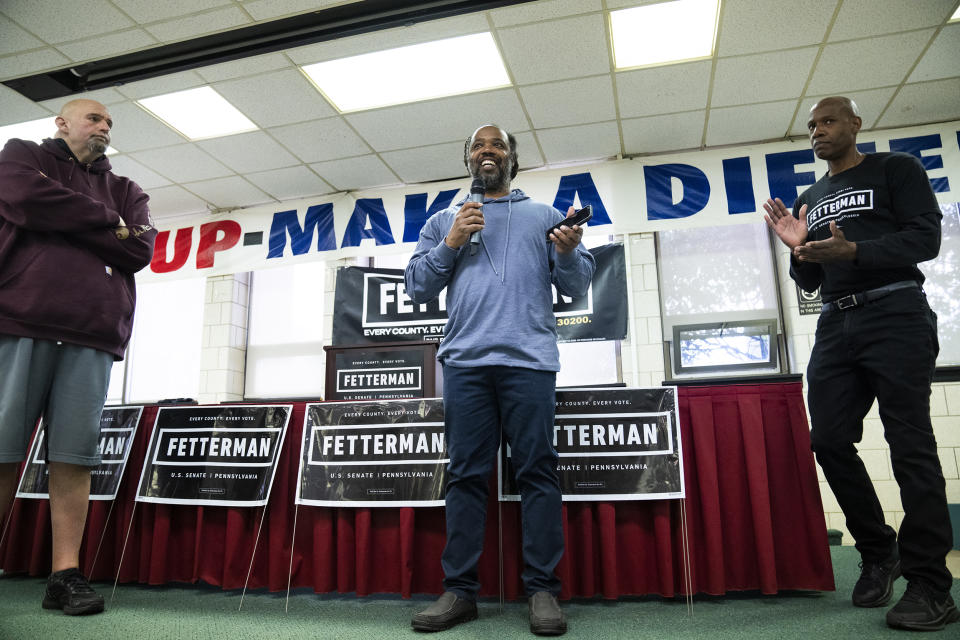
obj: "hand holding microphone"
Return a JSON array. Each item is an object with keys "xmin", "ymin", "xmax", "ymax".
[{"xmin": 468, "ymin": 177, "xmax": 485, "ymax": 255}]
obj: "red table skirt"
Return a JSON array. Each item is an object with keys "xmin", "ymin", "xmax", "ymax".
[{"xmin": 0, "ymin": 382, "xmax": 834, "ymax": 598}]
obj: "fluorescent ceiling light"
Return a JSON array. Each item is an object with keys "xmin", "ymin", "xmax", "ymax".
[
  {"xmin": 611, "ymin": 0, "xmax": 720, "ymax": 69},
  {"xmin": 136, "ymin": 86, "xmax": 257, "ymax": 140},
  {"xmin": 0, "ymin": 115, "xmax": 118, "ymax": 155},
  {"xmin": 301, "ymin": 32, "xmax": 511, "ymax": 112}
]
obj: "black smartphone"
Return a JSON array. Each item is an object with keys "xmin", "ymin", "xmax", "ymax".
[{"xmin": 545, "ymin": 205, "xmax": 592, "ymax": 241}]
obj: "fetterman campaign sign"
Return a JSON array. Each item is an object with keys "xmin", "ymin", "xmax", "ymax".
[
  {"xmin": 136, "ymin": 405, "xmax": 291, "ymax": 506},
  {"xmin": 297, "ymin": 400, "xmax": 446, "ymax": 507},
  {"xmin": 16, "ymin": 406, "xmax": 143, "ymax": 501},
  {"xmin": 332, "ymin": 243, "xmax": 627, "ymax": 345},
  {"xmin": 500, "ymin": 387, "xmax": 684, "ymax": 502}
]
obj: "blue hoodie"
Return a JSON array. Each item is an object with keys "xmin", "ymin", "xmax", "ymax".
[{"xmin": 404, "ymin": 189, "xmax": 595, "ymax": 371}]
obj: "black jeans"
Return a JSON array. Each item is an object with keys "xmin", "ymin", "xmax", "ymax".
[
  {"xmin": 807, "ymin": 286, "xmax": 953, "ymax": 593},
  {"xmin": 440, "ymin": 364, "xmax": 563, "ymax": 600}
]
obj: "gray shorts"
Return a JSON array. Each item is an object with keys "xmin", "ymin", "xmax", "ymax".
[{"xmin": 0, "ymin": 335, "xmax": 113, "ymax": 467}]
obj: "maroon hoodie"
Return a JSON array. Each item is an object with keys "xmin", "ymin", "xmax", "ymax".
[{"xmin": 0, "ymin": 137, "xmax": 156, "ymax": 359}]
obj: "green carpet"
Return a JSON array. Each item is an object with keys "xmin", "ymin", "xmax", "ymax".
[{"xmin": 0, "ymin": 547, "xmax": 956, "ymax": 639}]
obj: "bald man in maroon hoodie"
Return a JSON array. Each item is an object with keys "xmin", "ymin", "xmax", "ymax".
[{"xmin": 0, "ymin": 99, "xmax": 156, "ymax": 615}]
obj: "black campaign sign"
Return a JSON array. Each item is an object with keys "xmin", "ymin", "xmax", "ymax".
[
  {"xmin": 296, "ymin": 400, "xmax": 446, "ymax": 507},
  {"xmin": 499, "ymin": 387, "xmax": 684, "ymax": 501},
  {"xmin": 333, "ymin": 349, "xmax": 425, "ymax": 400},
  {"xmin": 332, "ymin": 243, "xmax": 627, "ymax": 345},
  {"xmin": 136, "ymin": 405, "xmax": 291, "ymax": 506},
  {"xmin": 16, "ymin": 406, "xmax": 143, "ymax": 501}
]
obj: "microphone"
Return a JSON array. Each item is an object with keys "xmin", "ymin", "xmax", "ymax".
[{"xmin": 468, "ymin": 177, "xmax": 485, "ymax": 255}]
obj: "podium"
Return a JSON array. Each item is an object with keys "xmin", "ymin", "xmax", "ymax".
[{"xmin": 323, "ymin": 341, "xmax": 441, "ymax": 400}]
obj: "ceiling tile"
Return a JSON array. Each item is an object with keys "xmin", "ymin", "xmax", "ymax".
[
  {"xmin": 0, "ymin": 0, "xmax": 133, "ymax": 44},
  {"xmin": 806, "ymin": 30, "xmax": 936, "ymax": 95},
  {"xmin": 535, "ymin": 121, "xmax": 620, "ymax": 164},
  {"xmin": 621, "ymin": 111, "xmax": 706, "ymax": 155},
  {"xmin": 0, "ymin": 48, "xmax": 71, "ymax": 81},
  {"xmin": 55, "ymin": 29, "xmax": 159, "ymax": 63},
  {"xmin": 498, "ymin": 14, "xmax": 610, "ymax": 85},
  {"xmin": 789, "ymin": 87, "xmax": 897, "ymax": 135},
  {"xmin": 245, "ymin": 165, "xmax": 334, "ymax": 201},
  {"xmin": 98, "ymin": 102, "xmax": 187, "ymax": 152},
  {"xmin": 876, "ymin": 78, "xmax": 960, "ymax": 129},
  {"xmin": 143, "ymin": 184, "xmax": 210, "ymax": 218},
  {"xmin": 0, "ymin": 85, "xmax": 55, "ymax": 126},
  {"xmin": 309, "ymin": 155, "xmax": 399, "ymax": 191},
  {"xmin": 380, "ymin": 141, "xmax": 470, "ymax": 184},
  {"xmin": 345, "ymin": 89, "xmax": 529, "ymax": 152},
  {"xmin": 182, "ymin": 176, "xmax": 273, "ymax": 209},
  {"xmin": 0, "ymin": 15, "xmax": 43, "ymax": 55},
  {"xmin": 712, "ymin": 47, "xmax": 818, "ymax": 107},
  {"xmin": 513, "ymin": 131, "xmax": 545, "ymax": 169},
  {"xmin": 285, "ymin": 13, "xmax": 488, "ymax": 65},
  {"xmin": 828, "ymin": 0, "xmax": 956, "ymax": 41},
  {"xmin": 196, "ymin": 131, "xmax": 300, "ymax": 173},
  {"xmin": 717, "ymin": 0, "xmax": 832, "ymax": 56},
  {"xmin": 520, "ymin": 75, "xmax": 616, "ymax": 128},
  {"xmin": 213, "ymin": 69, "xmax": 336, "ymax": 128},
  {"xmin": 268, "ymin": 117, "xmax": 370, "ymax": 163},
  {"xmin": 617, "ymin": 60, "xmax": 712, "ymax": 118},
  {"xmin": 115, "ymin": 70, "xmax": 207, "ymax": 100},
  {"xmin": 111, "ymin": 0, "xmax": 233, "ymax": 23},
  {"xmin": 144, "ymin": 6, "xmax": 252, "ymax": 44},
  {"xmin": 908, "ymin": 23, "xmax": 960, "ymax": 83},
  {"xmin": 196, "ymin": 52, "xmax": 293, "ymax": 83},
  {"xmin": 490, "ymin": 0, "xmax": 601, "ymax": 27},
  {"xmin": 130, "ymin": 144, "xmax": 233, "ymax": 183},
  {"xmin": 705, "ymin": 100, "xmax": 797, "ymax": 146},
  {"xmin": 243, "ymin": 0, "xmax": 345, "ymax": 22},
  {"xmin": 108, "ymin": 155, "xmax": 172, "ymax": 189},
  {"xmin": 38, "ymin": 88, "xmax": 130, "ymax": 113}
]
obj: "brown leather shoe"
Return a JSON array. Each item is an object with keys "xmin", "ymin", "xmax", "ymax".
[
  {"xmin": 411, "ymin": 592, "xmax": 478, "ymax": 632},
  {"xmin": 529, "ymin": 591, "xmax": 566, "ymax": 636}
]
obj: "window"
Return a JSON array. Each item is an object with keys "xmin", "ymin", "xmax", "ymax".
[
  {"xmin": 922, "ymin": 202, "xmax": 960, "ymax": 366},
  {"xmin": 125, "ymin": 277, "xmax": 205, "ymax": 403},
  {"xmin": 672, "ymin": 319, "xmax": 778, "ymax": 374},
  {"xmin": 245, "ymin": 261, "xmax": 327, "ymax": 399},
  {"xmin": 657, "ymin": 221, "xmax": 783, "ymax": 378}
]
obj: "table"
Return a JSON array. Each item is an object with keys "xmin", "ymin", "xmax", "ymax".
[{"xmin": 0, "ymin": 380, "xmax": 834, "ymax": 598}]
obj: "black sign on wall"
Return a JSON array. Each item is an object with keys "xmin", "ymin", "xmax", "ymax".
[
  {"xmin": 17, "ymin": 406, "xmax": 143, "ymax": 501},
  {"xmin": 797, "ymin": 284, "xmax": 822, "ymax": 315},
  {"xmin": 332, "ymin": 243, "xmax": 628, "ymax": 345},
  {"xmin": 136, "ymin": 405, "xmax": 291, "ymax": 506}
]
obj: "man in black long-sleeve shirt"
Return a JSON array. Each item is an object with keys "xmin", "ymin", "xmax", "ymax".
[{"xmin": 764, "ymin": 96, "xmax": 955, "ymax": 632}]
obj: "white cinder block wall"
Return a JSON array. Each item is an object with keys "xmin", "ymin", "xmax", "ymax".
[{"xmin": 775, "ymin": 244, "xmax": 960, "ymax": 546}]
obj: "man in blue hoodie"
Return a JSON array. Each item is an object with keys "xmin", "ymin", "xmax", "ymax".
[
  {"xmin": 0, "ymin": 99, "xmax": 156, "ymax": 615},
  {"xmin": 406, "ymin": 125, "xmax": 595, "ymax": 636}
]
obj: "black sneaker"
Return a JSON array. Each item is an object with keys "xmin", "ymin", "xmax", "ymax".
[
  {"xmin": 886, "ymin": 581, "xmax": 960, "ymax": 631},
  {"xmin": 852, "ymin": 550, "xmax": 900, "ymax": 607},
  {"xmin": 529, "ymin": 591, "xmax": 567, "ymax": 636},
  {"xmin": 42, "ymin": 568, "xmax": 105, "ymax": 615},
  {"xmin": 411, "ymin": 592, "xmax": 477, "ymax": 632}
]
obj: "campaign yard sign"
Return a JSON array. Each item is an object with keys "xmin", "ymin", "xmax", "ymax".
[
  {"xmin": 297, "ymin": 399, "xmax": 447, "ymax": 507},
  {"xmin": 136, "ymin": 404, "xmax": 291, "ymax": 506},
  {"xmin": 16, "ymin": 406, "xmax": 143, "ymax": 501},
  {"xmin": 500, "ymin": 387, "xmax": 684, "ymax": 502}
]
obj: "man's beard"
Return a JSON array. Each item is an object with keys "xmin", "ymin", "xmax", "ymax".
[
  {"xmin": 470, "ymin": 156, "xmax": 513, "ymax": 193},
  {"xmin": 86, "ymin": 136, "xmax": 109, "ymax": 156}
]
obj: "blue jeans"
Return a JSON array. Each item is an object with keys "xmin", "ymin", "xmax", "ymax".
[
  {"xmin": 441, "ymin": 364, "xmax": 563, "ymax": 599},
  {"xmin": 808, "ymin": 287, "xmax": 953, "ymax": 593}
]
